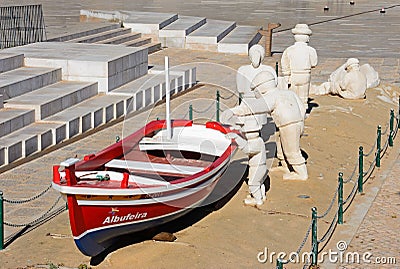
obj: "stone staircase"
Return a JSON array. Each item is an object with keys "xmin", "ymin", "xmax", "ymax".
[
  {"xmin": 48, "ymin": 22, "xmax": 161, "ymax": 54},
  {"xmin": 0, "ymin": 42, "xmax": 196, "ymax": 168},
  {"xmin": 80, "ymin": 10, "xmax": 262, "ymax": 55}
]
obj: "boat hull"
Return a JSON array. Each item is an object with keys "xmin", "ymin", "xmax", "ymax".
[{"xmin": 53, "ymin": 120, "xmax": 238, "ymax": 256}]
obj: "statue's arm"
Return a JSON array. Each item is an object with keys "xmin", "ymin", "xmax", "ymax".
[{"xmin": 310, "ymin": 47, "xmax": 318, "ymax": 68}]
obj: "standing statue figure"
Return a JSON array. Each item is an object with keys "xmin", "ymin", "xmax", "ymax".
[
  {"xmin": 222, "ymin": 103, "xmax": 267, "ymax": 207},
  {"xmin": 281, "ymin": 24, "xmax": 318, "ymax": 112},
  {"xmin": 228, "ymin": 115, "xmax": 267, "ymax": 206},
  {"xmin": 237, "ymin": 44, "xmax": 277, "ymax": 126},
  {"xmin": 311, "ymin": 58, "xmax": 370, "ymax": 99},
  {"xmin": 250, "ymin": 71, "xmax": 308, "ymax": 180}
]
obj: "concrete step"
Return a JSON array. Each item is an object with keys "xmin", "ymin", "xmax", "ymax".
[
  {"xmin": 3, "ymin": 42, "xmax": 148, "ymax": 93},
  {"xmin": 67, "ymin": 28, "xmax": 132, "ymax": 44},
  {"xmin": 81, "ymin": 10, "xmax": 178, "ymax": 42},
  {"xmin": 48, "ymin": 23, "xmax": 121, "ymax": 42},
  {"xmin": 159, "ymin": 16, "xmax": 206, "ymax": 48},
  {"xmin": 138, "ymin": 42, "xmax": 162, "ymax": 54},
  {"xmin": 94, "ymin": 32, "xmax": 142, "ymax": 45},
  {"xmin": 148, "ymin": 65, "xmax": 197, "ymax": 91},
  {"xmin": 122, "ymin": 37, "xmax": 152, "ymax": 47},
  {"xmin": 218, "ymin": 25, "xmax": 262, "ymax": 55},
  {"xmin": 186, "ymin": 20, "xmax": 236, "ymax": 51},
  {"xmin": 0, "ymin": 121, "xmax": 66, "ymax": 165},
  {"xmin": 110, "ymin": 64, "xmax": 196, "ymax": 110},
  {"xmin": 0, "ymin": 67, "xmax": 62, "ymax": 100},
  {"xmin": 5, "ymin": 81, "xmax": 98, "ymax": 120},
  {"xmin": 0, "ymin": 53, "xmax": 24, "ymax": 73},
  {"xmin": 0, "ymin": 108, "xmax": 35, "ymax": 138},
  {"xmin": 45, "ymin": 94, "xmax": 128, "ymax": 139}
]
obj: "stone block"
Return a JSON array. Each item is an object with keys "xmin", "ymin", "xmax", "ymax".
[
  {"xmin": 105, "ymin": 104, "xmax": 114, "ymax": 123},
  {"xmin": 93, "ymin": 109, "xmax": 104, "ymax": 128},
  {"xmin": 0, "ymin": 67, "xmax": 62, "ymax": 100},
  {"xmin": 186, "ymin": 20, "xmax": 236, "ymax": 46},
  {"xmin": 3, "ymin": 42, "xmax": 149, "ymax": 93},
  {"xmin": 40, "ymin": 130, "xmax": 53, "ymax": 150},
  {"xmin": 67, "ymin": 118, "xmax": 80, "ymax": 139},
  {"xmin": 0, "ymin": 147, "xmax": 4, "ymax": 166},
  {"xmin": 81, "ymin": 113, "xmax": 92, "ymax": 133},
  {"xmin": 218, "ymin": 25, "xmax": 262, "ymax": 55},
  {"xmin": 23, "ymin": 135, "xmax": 38, "ymax": 157},
  {"xmin": 0, "ymin": 94, "xmax": 3, "ymax": 108},
  {"xmin": 6, "ymin": 81, "xmax": 98, "ymax": 120},
  {"xmin": 0, "ymin": 53, "xmax": 24, "ymax": 73},
  {"xmin": 7, "ymin": 141, "xmax": 22, "ymax": 163}
]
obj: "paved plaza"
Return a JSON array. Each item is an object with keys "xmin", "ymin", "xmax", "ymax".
[{"xmin": 0, "ymin": 1, "xmax": 399, "ymax": 268}]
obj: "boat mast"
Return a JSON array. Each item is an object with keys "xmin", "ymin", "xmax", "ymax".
[{"xmin": 165, "ymin": 56, "xmax": 172, "ymax": 139}]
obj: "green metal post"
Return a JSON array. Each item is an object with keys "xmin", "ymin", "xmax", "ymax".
[
  {"xmin": 189, "ymin": 104, "xmax": 193, "ymax": 121},
  {"xmin": 0, "ymin": 191, "xmax": 3, "ymax": 250},
  {"xmin": 276, "ymin": 259, "xmax": 283, "ymax": 269},
  {"xmin": 338, "ymin": 172, "xmax": 344, "ymax": 224},
  {"xmin": 398, "ymin": 96, "xmax": 400, "ymax": 129},
  {"xmin": 358, "ymin": 146, "xmax": 364, "ymax": 193},
  {"xmin": 311, "ymin": 207, "xmax": 318, "ymax": 266},
  {"xmin": 389, "ymin": 109, "xmax": 394, "ymax": 147},
  {"xmin": 216, "ymin": 91, "xmax": 220, "ymax": 122},
  {"xmin": 376, "ymin": 125, "xmax": 381, "ymax": 167},
  {"xmin": 239, "ymin": 92, "xmax": 242, "ymax": 105},
  {"xmin": 275, "ymin": 61, "xmax": 279, "ymax": 76}
]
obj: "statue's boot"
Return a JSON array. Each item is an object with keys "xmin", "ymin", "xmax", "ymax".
[
  {"xmin": 244, "ymin": 185, "xmax": 264, "ymax": 207},
  {"xmin": 283, "ymin": 164, "xmax": 308, "ymax": 181},
  {"xmin": 270, "ymin": 160, "xmax": 290, "ymax": 173}
]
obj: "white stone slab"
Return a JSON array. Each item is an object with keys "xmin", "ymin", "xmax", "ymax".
[
  {"xmin": 218, "ymin": 25, "xmax": 262, "ymax": 55},
  {"xmin": 0, "ymin": 108, "xmax": 35, "ymax": 138},
  {"xmin": 0, "ymin": 121, "xmax": 66, "ymax": 165},
  {"xmin": 48, "ymin": 23, "xmax": 120, "ymax": 42},
  {"xmin": 5, "ymin": 81, "xmax": 98, "ymax": 120},
  {"xmin": 186, "ymin": 20, "xmax": 236, "ymax": 44},
  {"xmin": 3, "ymin": 42, "xmax": 149, "ymax": 93},
  {"xmin": 159, "ymin": 16, "xmax": 206, "ymax": 48},
  {"xmin": 159, "ymin": 16, "xmax": 206, "ymax": 38},
  {"xmin": 148, "ymin": 65, "xmax": 197, "ymax": 90},
  {"xmin": 0, "ymin": 53, "xmax": 24, "ymax": 73},
  {"xmin": 46, "ymin": 94, "xmax": 128, "ymax": 138},
  {"xmin": 0, "ymin": 67, "xmax": 62, "ymax": 99},
  {"xmin": 67, "ymin": 28, "xmax": 132, "ymax": 43}
]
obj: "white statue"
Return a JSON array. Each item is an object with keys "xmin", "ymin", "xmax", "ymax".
[
  {"xmin": 311, "ymin": 58, "xmax": 379, "ymax": 99},
  {"xmin": 237, "ymin": 44, "xmax": 277, "ymax": 126},
  {"xmin": 223, "ymin": 103, "xmax": 267, "ymax": 206},
  {"xmin": 281, "ymin": 24, "xmax": 318, "ymax": 111},
  {"xmin": 250, "ymin": 71, "xmax": 308, "ymax": 180}
]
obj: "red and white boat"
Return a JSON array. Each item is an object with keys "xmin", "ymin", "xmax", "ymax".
[{"xmin": 52, "ymin": 119, "xmax": 238, "ymax": 256}]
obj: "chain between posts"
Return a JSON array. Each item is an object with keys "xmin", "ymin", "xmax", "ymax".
[
  {"xmin": 3, "ymin": 184, "xmax": 52, "ymax": 204},
  {"xmin": 276, "ymin": 222, "xmax": 313, "ymax": 267},
  {"xmin": 0, "ymin": 191, "xmax": 3, "ymax": 250},
  {"xmin": 276, "ymin": 106, "xmax": 400, "ymax": 268},
  {"xmin": 4, "ymin": 195, "xmax": 64, "ymax": 227}
]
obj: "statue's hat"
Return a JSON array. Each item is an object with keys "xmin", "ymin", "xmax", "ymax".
[{"xmin": 291, "ymin": 24, "xmax": 312, "ymax": 35}]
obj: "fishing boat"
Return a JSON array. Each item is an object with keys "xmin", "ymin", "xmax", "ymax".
[{"xmin": 51, "ymin": 57, "xmax": 239, "ymax": 257}]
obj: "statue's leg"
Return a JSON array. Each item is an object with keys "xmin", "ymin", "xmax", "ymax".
[
  {"xmin": 270, "ymin": 129, "xmax": 290, "ymax": 173},
  {"xmin": 279, "ymin": 123, "xmax": 308, "ymax": 180},
  {"xmin": 245, "ymin": 160, "xmax": 267, "ymax": 206},
  {"xmin": 291, "ymin": 73, "xmax": 311, "ymax": 112}
]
